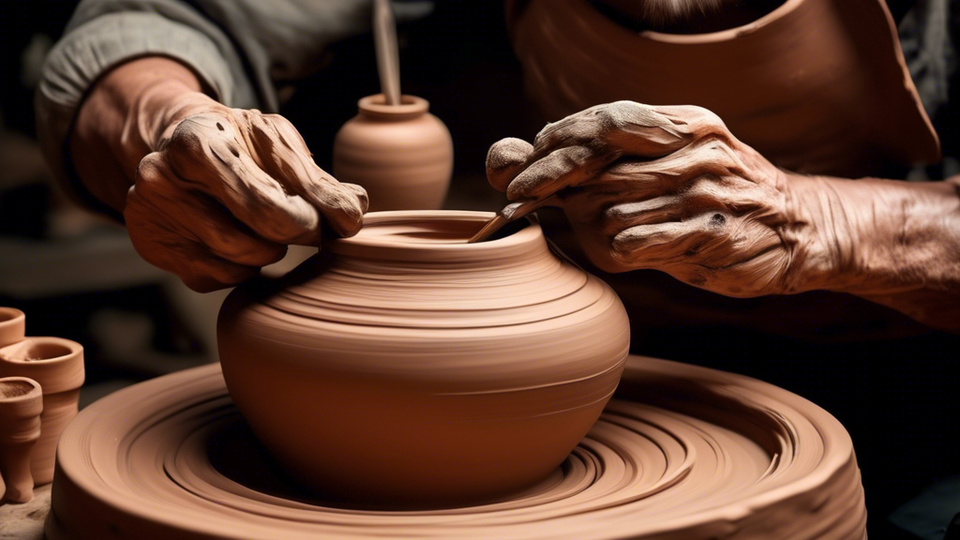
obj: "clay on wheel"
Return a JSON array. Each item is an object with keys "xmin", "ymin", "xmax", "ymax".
[
  {"xmin": 46, "ymin": 356, "xmax": 866, "ymax": 539},
  {"xmin": 217, "ymin": 210, "xmax": 631, "ymax": 505}
]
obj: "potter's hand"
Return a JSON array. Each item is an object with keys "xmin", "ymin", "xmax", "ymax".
[
  {"xmin": 70, "ymin": 58, "xmax": 368, "ymax": 292},
  {"xmin": 488, "ymin": 101, "xmax": 960, "ymax": 333},
  {"xmin": 486, "ymin": 101, "xmax": 828, "ymax": 297},
  {"xmin": 127, "ymin": 95, "xmax": 368, "ymax": 292}
]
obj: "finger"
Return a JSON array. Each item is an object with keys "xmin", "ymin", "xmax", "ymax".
[
  {"xmin": 486, "ymin": 137, "xmax": 534, "ymax": 192},
  {"xmin": 612, "ymin": 211, "xmax": 782, "ymax": 271},
  {"xmin": 126, "ymin": 175, "xmax": 262, "ymax": 292},
  {"xmin": 135, "ymin": 154, "xmax": 289, "ymax": 266},
  {"xmin": 252, "ymin": 114, "xmax": 368, "ymax": 238},
  {"xmin": 532, "ymin": 101, "xmax": 692, "ymax": 159},
  {"xmin": 509, "ymin": 124, "xmax": 745, "ymax": 202},
  {"xmin": 597, "ymin": 175, "xmax": 765, "ymax": 234},
  {"xmin": 603, "ymin": 196, "xmax": 686, "ymax": 232},
  {"xmin": 505, "ymin": 145, "xmax": 603, "ymax": 200},
  {"xmin": 163, "ymin": 116, "xmax": 323, "ymax": 245}
]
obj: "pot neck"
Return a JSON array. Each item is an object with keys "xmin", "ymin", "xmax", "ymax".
[
  {"xmin": 357, "ymin": 94, "xmax": 430, "ymax": 122},
  {"xmin": 327, "ymin": 211, "xmax": 557, "ymax": 275}
]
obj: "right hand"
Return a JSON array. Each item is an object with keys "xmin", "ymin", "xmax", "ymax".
[{"xmin": 124, "ymin": 94, "xmax": 368, "ymax": 292}]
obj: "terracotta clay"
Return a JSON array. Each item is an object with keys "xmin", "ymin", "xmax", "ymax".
[
  {"xmin": 0, "ymin": 308, "xmax": 26, "ymax": 349},
  {"xmin": 45, "ymin": 356, "xmax": 865, "ymax": 539},
  {"xmin": 507, "ymin": 0, "xmax": 939, "ymax": 178},
  {"xmin": 217, "ymin": 210, "xmax": 630, "ymax": 505},
  {"xmin": 333, "ymin": 95, "xmax": 453, "ymax": 211},
  {"xmin": 0, "ymin": 377, "xmax": 43, "ymax": 504},
  {"xmin": 0, "ymin": 336, "xmax": 84, "ymax": 486}
]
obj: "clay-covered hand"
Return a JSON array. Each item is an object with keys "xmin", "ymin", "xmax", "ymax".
[
  {"xmin": 125, "ymin": 93, "xmax": 368, "ymax": 292},
  {"xmin": 487, "ymin": 101, "xmax": 826, "ymax": 297}
]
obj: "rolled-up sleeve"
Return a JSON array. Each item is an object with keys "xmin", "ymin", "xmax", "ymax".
[
  {"xmin": 35, "ymin": 0, "xmax": 433, "ymax": 212},
  {"xmin": 35, "ymin": 0, "xmax": 260, "ymax": 208}
]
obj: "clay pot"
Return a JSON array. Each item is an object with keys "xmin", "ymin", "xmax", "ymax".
[
  {"xmin": 507, "ymin": 0, "xmax": 939, "ymax": 177},
  {"xmin": 0, "ymin": 307, "xmax": 26, "ymax": 348},
  {"xmin": 0, "ymin": 377, "xmax": 43, "ymax": 503},
  {"xmin": 333, "ymin": 94, "xmax": 453, "ymax": 212},
  {"xmin": 218, "ymin": 210, "xmax": 630, "ymax": 506},
  {"xmin": 0, "ymin": 336, "xmax": 84, "ymax": 485}
]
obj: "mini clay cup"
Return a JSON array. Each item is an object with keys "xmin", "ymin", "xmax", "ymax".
[
  {"xmin": 0, "ymin": 377, "xmax": 43, "ymax": 503},
  {"xmin": 333, "ymin": 94, "xmax": 454, "ymax": 211},
  {"xmin": 0, "ymin": 336, "xmax": 84, "ymax": 485},
  {"xmin": 218, "ymin": 210, "xmax": 630, "ymax": 506},
  {"xmin": 0, "ymin": 307, "xmax": 26, "ymax": 348}
]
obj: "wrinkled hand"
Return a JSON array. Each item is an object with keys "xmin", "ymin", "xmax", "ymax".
[
  {"xmin": 487, "ymin": 101, "xmax": 828, "ymax": 297},
  {"xmin": 124, "ymin": 94, "xmax": 368, "ymax": 292}
]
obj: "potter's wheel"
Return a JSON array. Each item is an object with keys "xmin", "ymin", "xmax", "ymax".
[{"xmin": 45, "ymin": 356, "xmax": 866, "ymax": 539}]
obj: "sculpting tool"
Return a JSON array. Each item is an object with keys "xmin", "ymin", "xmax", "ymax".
[
  {"xmin": 467, "ymin": 195, "xmax": 560, "ymax": 243},
  {"xmin": 373, "ymin": 0, "xmax": 401, "ymax": 105}
]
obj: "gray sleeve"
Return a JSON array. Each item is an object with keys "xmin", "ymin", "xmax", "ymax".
[{"xmin": 35, "ymin": 0, "xmax": 261, "ymax": 210}]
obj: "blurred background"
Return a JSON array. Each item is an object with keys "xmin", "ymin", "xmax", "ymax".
[{"xmin": 1, "ymin": 2, "xmax": 958, "ymax": 538}]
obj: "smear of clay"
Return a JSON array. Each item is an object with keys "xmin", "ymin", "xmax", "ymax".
[{"xmin": 46, "ymin": 356, "xmax": 865, "ymax": 539}]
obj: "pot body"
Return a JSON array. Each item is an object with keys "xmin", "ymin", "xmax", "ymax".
[
  {"xmin": 218, "ymin": 211, "xmax": 630, "ymax": 506},
  {"xmin": 333, "ymin": 95, "xmax": 453, "ymax": 212}
]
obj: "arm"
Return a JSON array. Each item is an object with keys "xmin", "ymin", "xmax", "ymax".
[
  {"xmin": 65, "ymin": 56, "xmax": 367, "ymax": 292},
  {"xmin": 36, "ymin": 0, "xmax": 390, "ymax": 292},
  {"xmin": 487, "ymin": 101, "xmax": 960, "ymax": 333},
  {"xmin": 68, "ymin": 57, "xmax": 210, "ymax": 213},
  {"xmin": 789, "ymin": 173, "xmax": 960, "ymax": 330}
]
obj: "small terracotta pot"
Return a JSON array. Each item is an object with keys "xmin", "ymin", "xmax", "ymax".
[
  {"xmin": 508, "ymin": 0, "xmax": 939, "ymax": 177},
  {"xmin": 218, "ymin": 210, "xmax": 630, "ymax": 506},
  {"xmin": 0, "ymin": 307, "xmax": 26, "ymax": 349},
  {"xmin": 0, "ymin": 377, "xmax": 43, "ymax": 503},
  {"xmin": 333, "ymin": 94, "xmax": 454, "ymax": 212},
  {"xmin": 0, "ymin": 336, "xmax": 84, "ymax": 485}
]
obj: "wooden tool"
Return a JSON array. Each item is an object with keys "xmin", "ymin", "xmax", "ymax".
[
  {"xmin": 373, "ymin": 0, "xmax": 401, "ymax": 105},
  {"xmin": 467, "ymin": 195, "xmax": 560, "ymax": 243}
]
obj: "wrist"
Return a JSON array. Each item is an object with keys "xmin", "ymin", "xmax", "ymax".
[
  {"xmin": 777, "ymin": 172, "xmax": 851, "ymax": 293},
  {"xmin": 70, "ymin": 57, "xmax": 211, "ymax": 212},
  {"xmin": 787, "ymin": 173, "xmax": 960, "ymax": 297}
]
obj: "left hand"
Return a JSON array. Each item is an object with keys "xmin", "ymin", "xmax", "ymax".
[{"xmin": 486, "ymin": 101, "xmax": 832, "ymax": 297}]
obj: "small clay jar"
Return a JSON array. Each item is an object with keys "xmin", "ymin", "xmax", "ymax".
[
  {"xmin": 333, "ymin": 94, "xmax": 453, "ymax": 212},
  {"xmin": 0, "ymin": 336, "xmax": 84, "ymax": 485},
  {"xmin": 0, "ymin": 307, "xmax": 26, "ymax": 348},
  {"xmin": 0, "ymin": 377, "xmax": 43, "ymax": 503},
  {"xmin": 218, "ymin": 210, "xmax": 630, "ymax": 506}
]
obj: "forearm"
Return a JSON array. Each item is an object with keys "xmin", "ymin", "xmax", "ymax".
[
  {"xmin": 68, "ymin": 57, "xmax": 212, "ymax": 213},
  {"xmin": 790, "ymin": 173, "xmax": 960, "ymax": 331}
]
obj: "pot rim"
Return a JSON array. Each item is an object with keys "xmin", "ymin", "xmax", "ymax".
[
  {"xmin": 330, "ymin": 210, "xmax": 541, "ymax": 255},
  {"xmin": 0, "ymin": 307, "xmax": 25, "ymax": 324},
  {"xmin": 0, "ymin": 376, "xmax": 43, "ymax": 404},
  {"xmin": 357, "ymin": 94, "xmax": 430, "ymax": 120}
]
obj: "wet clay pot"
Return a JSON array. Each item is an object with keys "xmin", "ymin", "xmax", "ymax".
[
  {"xmin": 507, "ymin": 0, "xmax": 939, "ymax": 177},
  {"xmin": 333, "ymin": 94, "xmax": 453, "ymax": 212},
  {"xmin": 0, "ymin": 336, "xmax": 84, "ymax": 485},
  {"xmin": 0, "ymin": 377, "xmax": 43, "ymax": 503},
  {"xmin": 218, "ymin": 210, "xmax": 630, "ymax": 506}
]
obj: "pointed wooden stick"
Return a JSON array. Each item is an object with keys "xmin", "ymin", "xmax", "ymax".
[{"xmin": 373, "ymin": 0, "xmax": 401, "ymax": 105}]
